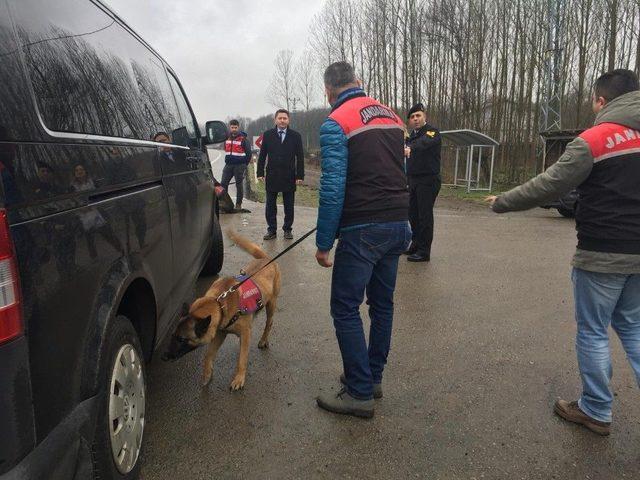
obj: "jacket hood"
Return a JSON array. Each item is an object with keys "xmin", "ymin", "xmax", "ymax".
[{"xmin": 595, "ymin": 90, "xmax": 640, "ymax": 130}]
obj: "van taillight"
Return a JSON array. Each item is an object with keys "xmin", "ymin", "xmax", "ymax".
[{"xmin": 0, "ymin": 209, "xmax": 22, "ymax": 344}]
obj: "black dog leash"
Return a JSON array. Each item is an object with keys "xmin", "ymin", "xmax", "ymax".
[{"xmin": 217, "ymin": 226, "xmax": 317, "ymax": 304}]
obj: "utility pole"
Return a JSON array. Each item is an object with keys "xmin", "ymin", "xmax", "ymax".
[
  {"xmin": 538, "ymin": 0, "xmax": 565, "ymax": 173},
  {"xmin": 540, "ymin": 0, "xmax": 564, "ymax": 133},
  {"xmin": 290, "ymin": 97, "xmax": 301, "ymax": 113}
]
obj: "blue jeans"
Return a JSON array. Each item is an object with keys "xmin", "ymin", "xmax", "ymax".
[
  {"xmin": 330, "ymin": 221, "xmax": 411, "ymax": 400},
  {"xmin": 572, "ymin": 268, "xmax": 640, "ymax": 422}
]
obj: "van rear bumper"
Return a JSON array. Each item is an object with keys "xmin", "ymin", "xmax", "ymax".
[
  {"xmin": 0, "ymin": 396, "xmax": 98, "ymax": 480},
  {"xmin": 0, "ymin": 337, "xmax": 34, "ymax": 476}
]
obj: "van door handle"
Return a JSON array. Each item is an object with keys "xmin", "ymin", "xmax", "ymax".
[{"xmin": 186, "ymin": 156, "xmax": 199, "ymax": 169}]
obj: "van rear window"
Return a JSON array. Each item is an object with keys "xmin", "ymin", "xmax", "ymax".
[{"xmin": 13, "ymin": 0, "xmax": 193, "ymax": 145}]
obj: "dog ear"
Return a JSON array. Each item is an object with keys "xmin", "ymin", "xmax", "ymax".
[
  {"xmin": 181, "ymin": 302, "xmax": 189, "ymax": 317},
  {"xmin": 194, "ymin": 316, "xmax": 212, "ymax": 338}
]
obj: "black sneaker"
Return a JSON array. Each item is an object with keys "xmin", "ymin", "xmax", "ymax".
[
  {"xmin": 263, "ymin": 231, "xmax": 276, "ymax": 240},
  {"xmin": 283, "ymin": 230, "xmax": 293, "ymax": 240},
  {"xmin": 407, "ymin": 253, "xmax": 430, "ymax": 262},
  {"xmin": 403, "ymin": 242, "xmax": 417, "ymax": 255}
]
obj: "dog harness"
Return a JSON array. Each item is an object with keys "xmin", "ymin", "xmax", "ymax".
[
  {"xmin": 221, "ymin": 273, "xmax": 264, "ymax": 330},
  {"xmin": 215, "ymin": 229, "xmax": 317, "ymax": 330}
]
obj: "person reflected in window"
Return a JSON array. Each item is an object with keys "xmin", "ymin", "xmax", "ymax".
[{"xmin": 71, "ymin": 164, "xmax": 121, "ymax": 259}]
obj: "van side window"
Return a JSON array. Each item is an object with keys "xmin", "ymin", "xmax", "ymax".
[
  {"xmin": 166, "ymin": 72, "xmax": 198, "ymax": 148},
  {"xmin": 12, "ymin": 0, "xmax": 182, "ymax": 143},
  {"xmin": 0, "ymin": 0, "xmax": 31, "ymax": 142}
]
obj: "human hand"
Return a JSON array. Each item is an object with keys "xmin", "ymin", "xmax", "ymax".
[
  {"xmin": 296, "ymin": 179, "xmax": 304, "ymax": 186},
  {"xmin": 315, "ymin": 249, "xmax": 333, "ymax": 267},
  {"xmin": 258, "ymin": 177, "xmax": 265, "ymax": 182},
  {"xmin": 484, "ymin": 195, "xmax": 498, "ymax": 206},
  {"xmin": 404, "ymin": 146, "xmax": 411, "ymax": 157}
]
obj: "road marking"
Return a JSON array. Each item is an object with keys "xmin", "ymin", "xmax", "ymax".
[{"xmin": 208, "ymin": 149, "xmax": 223, "ymax": 164}]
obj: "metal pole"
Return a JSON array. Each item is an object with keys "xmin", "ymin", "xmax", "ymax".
[
  {"xmin": 489, "ymin": 146, "xmax": 496, "ymax": 192},
  {"xmin": 454, "ymin": 148, "xmax": 460, "ymax": 186},
  {"xmin": 476, "ymin": 146, "xmax": 482, "ymax": 188},
  {"xmin": 466, "ymin": 146, "xmax": 473, "ymax": 193}
]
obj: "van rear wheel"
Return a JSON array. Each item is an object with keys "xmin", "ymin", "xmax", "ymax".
[{"xmin": 93, "ymin": 315, "xmax": 146, "ymax": 479}]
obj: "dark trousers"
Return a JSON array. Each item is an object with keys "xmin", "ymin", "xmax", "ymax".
[
  {"xmin": 265, "ymin": 190, "xmax": 294, "ymax": 233},
  {"xmin": 408, "ymin": 175, "xmax": 441, "ymax": 256},
  {"xmin": 331, "ymin": 222, "xmax": 411, "ymax": 399},
  {"xmin": 220, "ymin": 163, "xmax": 247, "ymax": 205}
]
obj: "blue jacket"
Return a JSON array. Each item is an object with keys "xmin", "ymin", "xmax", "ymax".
[
  {"xmin": 316, "ymin": 88, "xmax": 408, "ymax": 251},
  {"xmin": 315, "ymin": 89, "xmax": 359, "ymax": 251}
]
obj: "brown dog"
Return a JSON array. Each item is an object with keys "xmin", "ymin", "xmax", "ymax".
[{"xmin": 162, "ymin": 230, "xmax": 281, "ymax": 390}]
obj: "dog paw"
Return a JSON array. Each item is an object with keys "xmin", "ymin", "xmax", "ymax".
[
  {"xmin": 229, "ymin": 376, "xmax": 246, "ymax": 391},
  {"xmin": 258, "ymin": 340, "xmax": 269, "ymax": 349}
]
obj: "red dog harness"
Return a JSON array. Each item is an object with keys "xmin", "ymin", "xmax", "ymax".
[
  {"xmin": 221, "ymin": 274, "xmax": 264, "ymax": 330},
  {"xmin": 235, "ymin": 274, "xmax": 263, "ymax": 314}
]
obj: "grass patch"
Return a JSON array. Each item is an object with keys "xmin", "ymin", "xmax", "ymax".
[
  {"xmin": 439, "ymin": 185, "xmax": 508, "ymax": 205},
  {"xmin": 247, "ymin": 163, "xmax": 512, "ymax": 208},
  {"xmin": 247, "ymin": 164, "xmax": 319, "ymax": 208}
]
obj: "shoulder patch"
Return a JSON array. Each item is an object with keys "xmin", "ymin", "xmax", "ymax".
[
  {"xmin": 359, "ymin": 105, "xmax": 397, "ymax": 124},
  {"xmin": 580, "ymin": 122, "xmax": 640, "ymax": 162},
  {"xmin": 426, "ymin": 131, "xmax": 436, "ymax": 137}
]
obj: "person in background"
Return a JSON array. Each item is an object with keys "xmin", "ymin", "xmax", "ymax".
[
  {"xmin": 404, "ymin": 103, "xmax": 442, "ymax": 262},
  {"xmin": 221, "ymin": 119, "xmax": 252, "ymax": 210},
  {"xmin": 256, "ymin": 109, "xmax": 304, "ymax": 240}
]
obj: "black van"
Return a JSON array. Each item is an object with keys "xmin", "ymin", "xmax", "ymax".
[{"xmin": 0, "ymin": 1, "xmax": 227, "ymax": 478}]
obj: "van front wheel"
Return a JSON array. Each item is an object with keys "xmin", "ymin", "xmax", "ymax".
[{"xmin": 201, "ymin": 215, "xmax": 224, "ymax": 276}]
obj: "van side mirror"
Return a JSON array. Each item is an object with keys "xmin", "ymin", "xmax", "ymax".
[{"xmin": 205, "ymin": 121, "xmax": 227, "ymax": 144}]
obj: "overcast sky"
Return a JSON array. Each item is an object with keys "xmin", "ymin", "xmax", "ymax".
[{"xmin": 105, "ymin": 0, "xmax": 325, "ymax": 124}]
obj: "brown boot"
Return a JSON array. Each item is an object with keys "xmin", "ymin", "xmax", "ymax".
[{"xmin": 553, "ymin": 399, "xmax": 611, "ymax": 436}]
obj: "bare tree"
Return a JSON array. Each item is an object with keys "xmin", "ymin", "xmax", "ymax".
[
  {"xmin": 266, "ymin": 49, "xmax": 296, "ymax": 111},
  {"xmin": 294, "ymin": 51, "xmax": 319, "ymax": 148},
  {"xmin": 295, "ymin": 52, "xmax": 317, "ymax": 112},
  {"xmin": 303, "ymin": 0, "xmax": 639, "ymax": 185}
]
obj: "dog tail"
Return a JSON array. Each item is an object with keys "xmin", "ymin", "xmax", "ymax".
[{"xmin": 227, "ymin": 229, "xmax": 269, "ymax": 259}]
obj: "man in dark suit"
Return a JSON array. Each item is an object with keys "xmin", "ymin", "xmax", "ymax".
[{"xmin": 257, "ymin": 109, "xmax": 305, "ymax": 240}]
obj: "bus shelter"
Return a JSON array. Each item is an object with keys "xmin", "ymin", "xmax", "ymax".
[{"xmin": 441, "ymin": 129, "xmax": 500, "ymax": 192}]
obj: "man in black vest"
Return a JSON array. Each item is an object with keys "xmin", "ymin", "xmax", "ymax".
[
  {"xmin": 405, "ymin": 103, "xmax": 441, "ymax": 262},
  {"xmin": 486, "ymin": 69, "xmax": 640, "ymax": 436},
  {"xmin": 257, "ymin": 109, "xmax": 305, "ymax": 240}
]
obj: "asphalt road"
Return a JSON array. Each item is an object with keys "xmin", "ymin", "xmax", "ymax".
[{"xmin": 140, "ymin": 152, "xmax": 640, "ymax": 479}]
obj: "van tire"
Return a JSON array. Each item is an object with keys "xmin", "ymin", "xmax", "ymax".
[
  {"xmin": 92, "ymin": 315, "xmax": 146, "ymax": 480},
  {"xmin": 201, "ymin": 215, "xmax": 224, "ymax": 276}
]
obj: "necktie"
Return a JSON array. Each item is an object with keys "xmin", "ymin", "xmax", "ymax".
[{"xmin": 279, "ymin": 130, "xmax": 284, "ymax": 143}]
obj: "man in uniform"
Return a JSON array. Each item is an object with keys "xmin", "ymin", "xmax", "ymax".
[
  {"xmin": 404, "ymin": 103, "xmax": 441, "ymax": 262},
  {"xmin": 220, "ymin": 119, "xmax": 252, "ymax": 210},
  {"xmin": 486, "ymin": 69, "xmax": 640, "ymax": 436}
]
